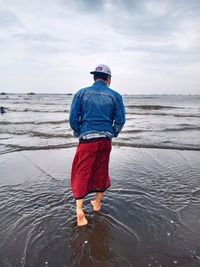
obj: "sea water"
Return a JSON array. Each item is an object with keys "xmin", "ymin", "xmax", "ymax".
[
  {"xmin": 0, "ymin": 93, "xmax": 200, "ymax": 267},
  {"xmin": 0, "ymin": 94, "xmax": 200, "ymax": 154}
]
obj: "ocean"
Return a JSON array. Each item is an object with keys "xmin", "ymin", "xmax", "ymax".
[
  {"xmin": 0, "ymin": 94, "xmax": 200, "ymax": 154},
  {"xmin": 0, "ymin": 93, "xmax": 200, "ymax": 267}
]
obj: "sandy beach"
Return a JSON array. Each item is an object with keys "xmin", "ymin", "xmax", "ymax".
[{"xmin": 1, "ymin": 146, "xmax": 200, "ymax": 266}]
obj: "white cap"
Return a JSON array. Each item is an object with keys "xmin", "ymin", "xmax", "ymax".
[{"xmin": 90, "ymin": 64, "xmax": 112, "ymax": 76}]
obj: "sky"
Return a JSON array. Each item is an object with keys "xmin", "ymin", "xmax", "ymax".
[{"xmin": 0, "ymin": 0, "xmax": 200, "ymax": 95}]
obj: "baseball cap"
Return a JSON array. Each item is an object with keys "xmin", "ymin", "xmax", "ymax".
[{"xmin": 90, "ymin": 64, "xmax": 112, "ymax": 76}]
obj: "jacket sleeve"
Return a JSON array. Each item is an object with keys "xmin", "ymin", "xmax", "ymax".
[
  {"xmin": 113, "ymin": 94, "xmax": 126, "ymax": 137},
  {"xmin": 69, "ymin": 91, "xmax": 82, "ymax": 137}
]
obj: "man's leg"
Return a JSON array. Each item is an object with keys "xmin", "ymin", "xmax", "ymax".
[
  {"xmin": 76, "ymin": 199, "xmax": 88, "ymax": 226},
  {"xmin": 91, "ymin": 192, "xmax": 103, "ymax": 211}
]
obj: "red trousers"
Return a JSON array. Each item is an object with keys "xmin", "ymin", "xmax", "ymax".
[{"xmin": 71, "ymin": 140, "xmax": 112, "ymax": 199}]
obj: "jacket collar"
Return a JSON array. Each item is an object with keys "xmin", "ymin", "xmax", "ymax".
[{"xmin": 93, "ymin": 80, "xmax": 107, "ymax": 86}]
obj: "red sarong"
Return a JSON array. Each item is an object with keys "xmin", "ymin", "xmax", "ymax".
[{"xmin": 71, "ymin": 139, "xmax": 112, "ymax": 199}]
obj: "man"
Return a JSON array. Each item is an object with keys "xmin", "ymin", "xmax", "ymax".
[
  {"xmin": 0, "ymin": 107, "xmax": 6, "ymax": 114},
  {"xmin": 69, "ymin": 64, "xmax": 125, "ymax": 226}
]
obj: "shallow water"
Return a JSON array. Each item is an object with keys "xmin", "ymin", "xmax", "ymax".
[
  {"xmin": 1, "ymin": 93, "xmax": 200, "ymax": 266},
  {"xmin": 0, "ymin": 147, "xmax": 200, "ymax": 267}
]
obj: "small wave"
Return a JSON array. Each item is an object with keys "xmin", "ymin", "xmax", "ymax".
[
  {"xmin": 0, "ymin": 130, "xmax": 73, "ymax": 139},
  {"xmin": 126, "ymin": 111, "xmax": 169, "ymax": 116},
  {"xmin": 122, "ymin": 129, "xmax": 148, "ymax": 134},
  {"xmin": 113, "ymin": 141, "xmax": 200, "ymax": 151},
  {"xmin": 0, "ymin": 143, "xmax": 78, "ymax": 154},
  {"xmin": 0, "ymin": 97, "xmax": 9, "ymax": 100},
  {"xmin": 1, "ymin": 141, "xmax": 200, "ymax": 155},
  {"xmin": 125, "ymin": 105, "xmax": 182, "ymax": 110},
  {"xmin": 125, "ymin": 111, "xmax": 200, "ymax": 118},
  {"xmin": 173, "ymin": 114, "xmax": 200, "ymax": 118},
  {"xmin": 163, "ymin": 126, "xmax": 200, "ymax": 132},
  {"xmin": 0, "ymin": 144, "xmax": 19, "ymax": 154},
  {"xmin": 12, "ymin": 101, "xmax": 65, "ymax": 106},
  {"xmin": 0, "ymin": 119, "xmax": 68, "ymax": 125},
  {"xmin": 30, "ymin": 131, "xmax": 72, "ymax": 138},
  {"xmin": 7, "ymin": 108, "xmax": 69, "ymax": 113}
]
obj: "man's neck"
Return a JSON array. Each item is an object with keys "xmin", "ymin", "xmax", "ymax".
[{"xmin": 95, "ymin": 79, "xmax": 109, "ymax": 86}]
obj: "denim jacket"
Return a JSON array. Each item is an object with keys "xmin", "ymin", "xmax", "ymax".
[{"xmin": 69, "ymin": 80, "xmax": 125, "ymax": 139}]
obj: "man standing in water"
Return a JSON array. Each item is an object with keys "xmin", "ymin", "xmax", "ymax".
[{"xmin": 69, "ymin": 64, "xmax": 125, "ymax": 226}]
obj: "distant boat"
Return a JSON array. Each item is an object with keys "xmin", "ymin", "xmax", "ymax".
[
  {"xmin": 27, "ymin": 92, "xmax": 36, "ymax": 95},
  {"xmin": 0, "ymin": 92, "xmax": 6, "ymax": 95}
]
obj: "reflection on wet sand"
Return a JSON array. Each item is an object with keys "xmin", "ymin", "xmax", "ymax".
[
  {"xmin": 0, "ymin": 148, "xmax": 200, "ymax": 266},
  {"xmin": 70, "ymin": 212, "xmax": 138, "ymax": 266}
]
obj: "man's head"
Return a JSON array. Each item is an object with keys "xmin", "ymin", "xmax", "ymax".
[{"xmin": 90, "ymin": 64, "xmax": 111, "ymax": 87}]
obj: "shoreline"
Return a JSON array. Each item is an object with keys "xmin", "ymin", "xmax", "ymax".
[
  {"xmin": 1, "ymin": 141, "xmax": 200, "ymax": 156},
  {"xmin": 1, "ymin": 145, "xmax": 200, "ymax": 186}
]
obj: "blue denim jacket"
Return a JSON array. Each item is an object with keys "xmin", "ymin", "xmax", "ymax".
[{"xmin": 69, "ymin": 80, "xmax": 125, "ymax": 138}]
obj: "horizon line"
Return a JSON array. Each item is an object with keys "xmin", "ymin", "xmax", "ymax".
[{"xmin": 1, "ymin": 92, "xmax": 200, "ymax": 96}]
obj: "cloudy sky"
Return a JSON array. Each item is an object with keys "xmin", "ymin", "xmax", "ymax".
[{"xmin": 0, "ymin": 0, "xmax": 200, "ymax": 94}]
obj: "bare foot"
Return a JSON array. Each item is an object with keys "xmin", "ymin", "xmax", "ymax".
[
  {"xmin": 76, "ymin": 208, "xmax": 88, "ymax": 226},
  {"xmin": 91, "ymin": 200, "xmax": 101, "ymax": 212}
]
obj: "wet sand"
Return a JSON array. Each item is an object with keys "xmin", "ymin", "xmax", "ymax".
[{"xmin": 0, "ymin": 147, "xmax": 200, "ymax": 267}]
